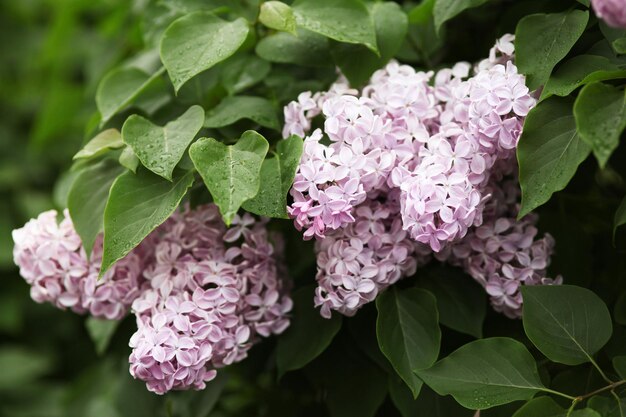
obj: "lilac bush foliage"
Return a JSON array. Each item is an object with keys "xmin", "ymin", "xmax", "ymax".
[
  {"xmin": 284, "ymin": 35, "xmax": 562, "ymax": 318},
  {"xmin": 12, "ymin": 204, "xmax": 292, "ymax": 394}
]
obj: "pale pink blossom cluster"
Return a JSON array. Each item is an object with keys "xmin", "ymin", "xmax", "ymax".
[
  {"xmin": 129, "ymin": 206, "xmax": 291, "ymax": 394},
  {"xmin": 12, "ymin": 204, "xmax": 291, "ymax": 394},
  {"xmin": 12, "ymin": 210, "xmax": 149, "ymax": 320},
  {"xmin": 284, "ymin": 35, "xmax": 562, "ymax": 318}
]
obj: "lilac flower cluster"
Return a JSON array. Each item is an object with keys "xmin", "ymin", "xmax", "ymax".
[
  {"xmin": 129, "ymin": 207, "xmax": 291, "ymax": 394},
  {"xmin": 12, "ymin": 205, "xmax": 292, "ymax": 394},
  {"xmin": 284, "ymin": 35, "xmax": 562, "ymax": 318},
  {"xmin": 591, "ymin": 0, "xmax": 626, "ymax": 29},
  {"xmin": 12, "ymin": 210, "xmax": 149, "ymax": 320}
]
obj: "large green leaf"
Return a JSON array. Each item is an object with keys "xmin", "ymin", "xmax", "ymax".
[
  {"xmin": 541, "ymin": 55, "xmax": 626, "ymax": 100},
  {"xmin": 517, "ymin": 97, "xmax": 590, "ymax": 218},
  {"xmin": 203, "ymin": 96, "xmax": 279, "ymax": 131},
  {"xmin": 67, "ymin": 160, "xmax": 124, "ymax": 255},
  {"xmin": 433, "ymin": 0, "xmax": 489, "ymax": 33},
  {"xmin": 376, "ymin": 287, "xmax": 440, "ymax": 397},
  {"xmin": 416, "ymin": 338, "xmax": 545, "ymax": 410},
  {"xmin": 388, "ymin": 377, "xmax": 473, "ymax": 417},
  {"xmin": 259, "ymin": 1, "xmax": 296, "ymax": 35},
  {"xmin": 275, "ymin": 285, "xmax": 342, "ymax": 378},
  {"xmin": 416, "ymin": 266, "xmax": 486, "ymax": 338},
  {"xmin": 189, "ymin": 131, "xmax": 268, "ymax": 225},
  {"xmin": 515, "ymin": 10, "xmax": 589, "ymax": 90},
  {"xmin": 332, "ymin": 2, "xmax": 408, "ymax": 86},
  {"xmin": 101, "ymin": 169, "xmax": 194, "ymax": 275},
  {"xmin": 0, "ymin": 347, "xmax": 52, "ymax": 390},
  {"xmin": 292, "ymin": 0, "xmax": 378, "ymax": 53},
  {"xmin": 521, "ymin": 285, "xmax": 612, "ymax": 365},
  {"xmin": 85, "ymin": 318, "xmax": 120, "ymax": 356},
  {"xmin": 574, "ymin": 82, "xmax": 626, "ymax": 168},
  {"xmin": 96, "ymin": 67, "xmax": 165, "ymax": 125},
  {"xmin": 73, "ymin": 129, "xmax": 124, "ymax": 160},
  {"xmin": 242, "ymin": 135, "xmax": 303, "ymax": 218},
  {"xmin": 122, "ymin": 105, "xmax": 205, "ymax": 180},
  {"xmin": 255, "ymin": 29, "xmax": 333, "ymax": 67},
  {"xmin": 160, "ymin": 12, "xmax": 249, "ymax": 91}
]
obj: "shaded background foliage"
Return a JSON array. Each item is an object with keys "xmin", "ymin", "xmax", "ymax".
[{"xmin": 1, "ymin": 0, "xmax": 626, "ymax": 416}]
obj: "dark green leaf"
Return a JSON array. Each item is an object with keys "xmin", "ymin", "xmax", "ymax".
[
  {"xmin": 122, "ymin": 105, "xmax": 205, "ymax": 180},
  {"xmin": 160, "ymin": 12, "xmax": 249, "ymax": 91},
  {"xmin": 292, "ymin": 0, "xmax": 378, "ymax": 53},
  {"xmin": 68, "ymin": 160, "xmax": 124, "ymax": 255},
  {"xmin": 73, "ymin": 129, "xmax": 124, "ymax": 160},
  {"xmin": 511, "ymin": 397, "xmax": 565, "ymax": 417},
  {"xmin": 96, "ymin": 67, "xmax": 165, "ymax": 126},
  {"xmin": 276, "ymin": 285, "xmax": 342, "ymax": 377},
  {"xmin": 376, "ymin": 287, "xmax": 440, "ymax": 397},
  {"xmin": 0, "ymin": 347, "xmax": 52, "ymax": 390},
  {"xmin": 614, "ymin": 38, "xmax": 626, "ymax": 54},
  {"xmin": 541, "ymin": 55, "xmax": 626, "ymax": 100},
  {"xmin": 259, "ymin": 1, "xmax": 296, "ymax": 35},
  {"xmin": 242, "ymin": 135, "xmax": 303, "ymax": 218},
  {"xmin": 332, "ymin": 2, "xmax": 408, "ymax": 86},
  {"xmin": 189, "ymin": 131, "xmax": 268, "ymax": 225},
  {"xmin": 574, "ymin": 82, "xmax": 626, "ymax": 167},
  {"xmin": 256, "ymin": 29, "xmax": 333, "ymax": 67},
  {"xmin": 221, "ymin": 54, "xmax": 271, "ymax": 95},
  {"xmin": 85, "ymin": 318, "xmax": 120, "ymax": 356},
  {"xmin": 516, "ymin": 10, "xmax": 589, "ymax": 89},
  {"xmin": 416, "ymin": 338, "xmax": 545, "ymax": 410},
  {"xmin": 517, "ymin": 96, "xmax": 590, "ymax": 217},
  {"xmin": 613, "ymin": 356, "xmax": 626, "ymax": 379},
  {"xmin": 204, "ymin": 96, "xmax": 279, "ymax": 131},
  {"xmin": 433, "ymin": 0, "xmax": 489, "ymax": 33},
  {"xmin": 389, "ymin": 377, "xmax": 473, "ymax": 417},
  {"xmin": 521, "ymin": 285, "xmax": 612, "ymax": 365},
  {"xmin": 101, "ymin": 169, "xmax": 194, "ymax": 275},
  {"xmin": 416, "ymin": 267, "xmax": 486, "ymax": 338}
]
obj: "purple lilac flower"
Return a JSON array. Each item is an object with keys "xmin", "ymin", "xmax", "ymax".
[
  {"xmin": 129, "ymin": 205, "xmax": 292, "ymax": 394},
  {"xmin": 591, "ymin": 0, "xmax": 626, "ymax": 29},
  {"xmin": 12, "ymin": 209, "xmax": 150, "ymax": 320}
]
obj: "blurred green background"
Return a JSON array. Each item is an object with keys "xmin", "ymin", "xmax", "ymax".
[{"xmin": 0, "ymin": 1, "xmax": 154, "ymax": 415}]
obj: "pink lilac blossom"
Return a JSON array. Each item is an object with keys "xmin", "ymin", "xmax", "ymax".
[
  {"xmin": 591, "ymin": 0, "xmax": 626, "ymax": 29},
  {"xmin": 284, "ymin": 34, "xmax": 561, "ymax": 318},
  {"xmin": 12, "ymin": 209, "xmax": 150, "ymax": 320},
  {"xmin": 128, "ymin": 205, "xmax": 292, "ymax": 394}
]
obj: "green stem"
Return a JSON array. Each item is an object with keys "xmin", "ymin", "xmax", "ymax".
[
  {"xmin": 611, "ymin": 389, "xmax": 624, "ymax": 417},
  {"xmin": 540, "ymin": 387, "xmax": 577, "ymax": 401},
  {"xmin": 589, "ymin": 356, "xmax": 614, "ymax": 384},
  {"xmin": 565, "ymin": 399, "xmax": 579, "ymax": 417}
]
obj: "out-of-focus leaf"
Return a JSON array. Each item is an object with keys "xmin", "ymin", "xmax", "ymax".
[
  {"xmin": 256, "ymin": 29, "xmax": 333, "ymax": 67},
  {"xmin": 0, "ymin": 347, "xmax": 53, "ymax": 390},
  {"xmin": 259, "ymin": 1, "xmax": 296, "ymax": 35},
  {"xmin": 221, "ymin": 54, "xmax": 271, "ymax": 95},
  {"xmin": 433, "ymin": 0, "xmax": 489, "ymax": 33},
  {"xmin": 85, "ymin": 318, "xmax": 120, "ymax": 356},
  {"xmin": 276, "ymin": 285, "xmax": 342, "ymax": 377},
  {"xmin": 204, "ymin": 96, "xmax": 279, "ymax": 131}
]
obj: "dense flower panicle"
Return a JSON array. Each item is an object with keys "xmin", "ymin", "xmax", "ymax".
[
  {"xmin": 591, "ymin": 0, "xmax": 626, "ymax": 29},
  {"xmin": 285, "ymin": 34, "xmax": 560, "ymax": 318},
  {"xmin": 128, "ymin": 205, "xmax": 292, "ymax": 394},
  {"xmin": 12, "ymin": 210, "xmax": 149, "ymax": 320},
  {"xmin": 314, "ymin": 194, "xmax": 430, "ymax": 318}
]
